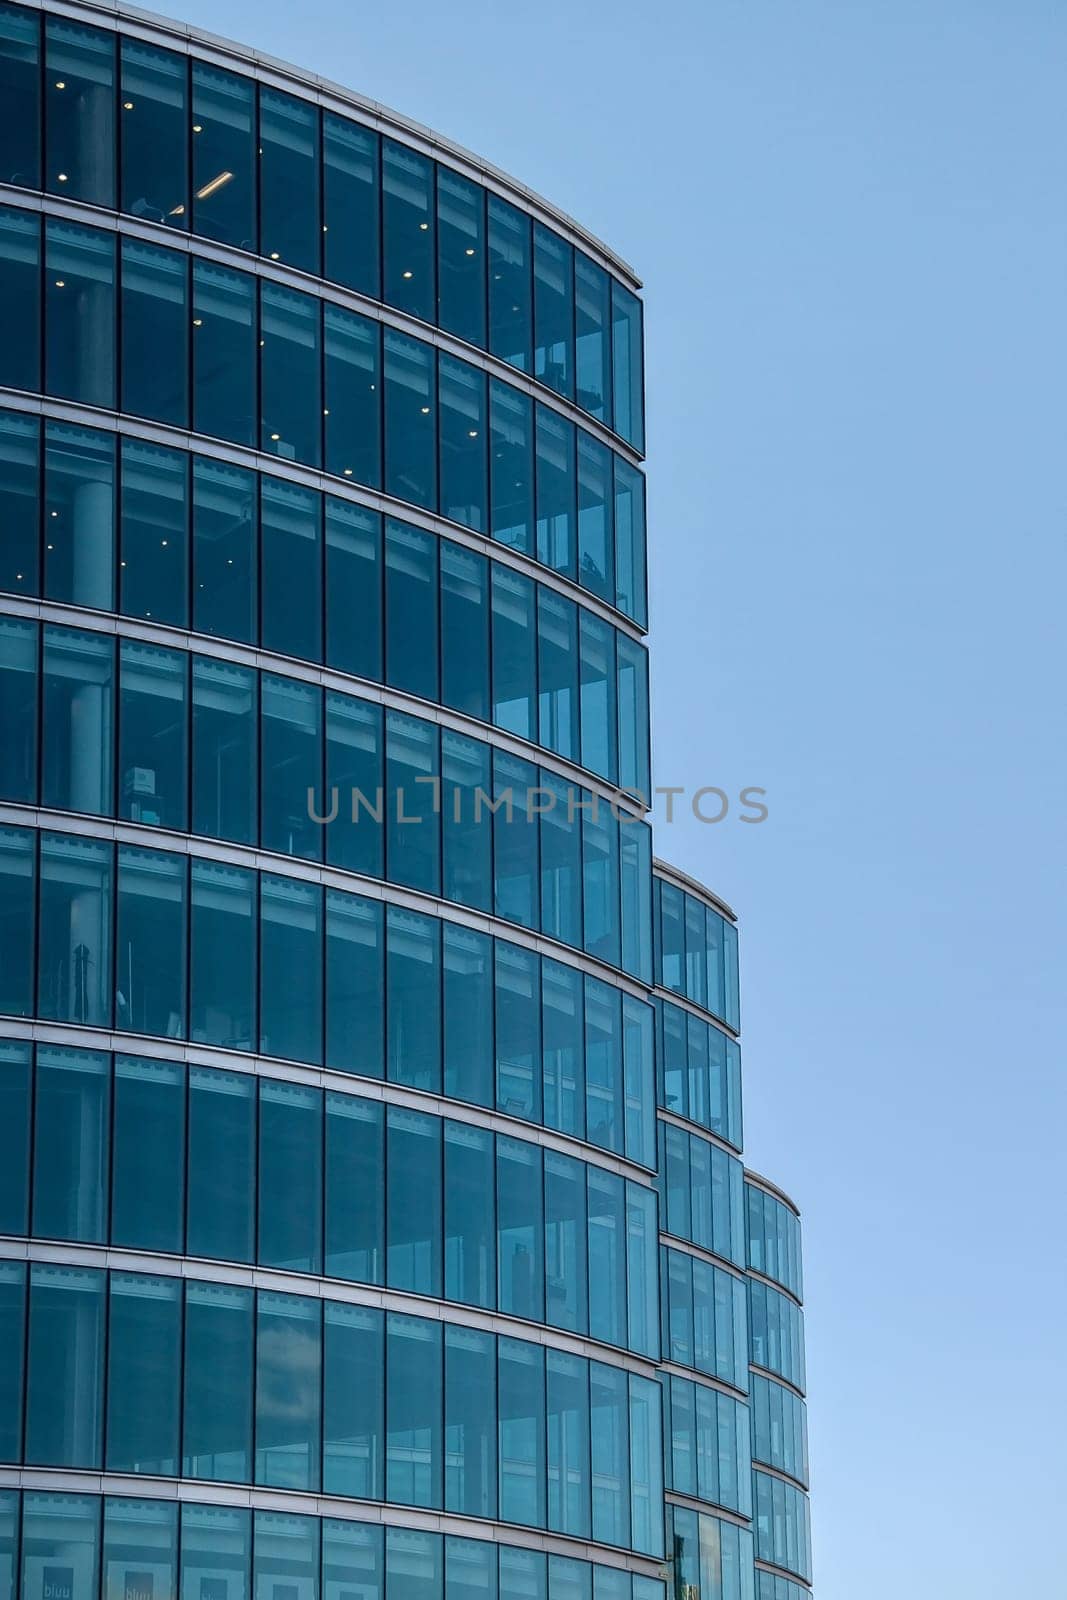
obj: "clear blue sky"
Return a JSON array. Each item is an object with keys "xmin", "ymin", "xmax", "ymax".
[{"xmin": 175, "ymin": 0, "xmax": 1066, "ymax": 1591}]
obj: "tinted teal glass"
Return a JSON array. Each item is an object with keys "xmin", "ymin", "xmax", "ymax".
[
  {"xmin": 441, "ymin": 731, "xmax": 492, "ymax": 910},
  {"xmin": 183, "ymin": 1280, "xmax": 255, "ymax": 1478},
  {"xmin": 628, "ymin": 1374, "xmax": 664, "ymax": 1556},
  {"xmin": 180, "ymin": 1502, "xmax": 251, "ymax": 1600},
  {"xmin": 324, "ymin": 1302, "xmax": 384, "ymax": 1497},
  {"xmin": 497, "ymin": 1135, "xmax": 544, "ymax": 1322},
  {"xmin": 385, "ymin": 710, "xmax": 439, "ymax": 892},
  {"xmin": 387, "ymin": 1527, "xmax": 441, "ymax": 1600},
  {"xmin": 0, "ymin": 615, "xmax": 37, "ymax": 801},
  {"xmin": 583, "ymin": 801, "xmax": 621, "ymax": 967},
  {"xmin": 623, "ymin": 994, "xmax": 656, "ymax": 1166},
  {"xmin": 489, "ymin": 198, "xmax": 531, "ymax": 369},
  {"xmin": 120, "ymin": 439, "xmax": 189, "ymax": 627},
  {"xmin": 118, "ymin": 640, "xmax": 188, "ymax": 830},
  {"xmin": 32, "ymin": 1043, "xmax": 109, "ymax": 1242},
  {"xmin": 255, "ymin": 1294, "xmax": 322, "ymax": 1490},
  {"xmin": 386, "ymin": 905, "xmax": 441, "ymax": 1092},
  {"xmin": 589, "ymin": 1362, "xmax": 628, "ymax": 1547},
  {"xmin": 325, "ymin": 1094, "xmax": 383, "ymax": 1282},
  {"xmin": 0, "ymin": 1041, "xmax": 30, "ymax": 1234},
  {"xmin": 254, "ymin": 1511, "xmax": 320, "ymax": 1600},
  {"xmin": 45, "ymin": 17, "xmax": 114, "ymax": 206},
  {"xmin": 192, "ymin": 657, "xmax": 258, "ymax": 845},
  {"xmin": 625, "ymin": 1181, "xmax": 659, "ymax": 1358},
  {"xmin": 0, "ymin": 1262, "xmax": 25, "ymax": 1462},
  {"xmin": 190, "ymin": 858, "xmax": 257, "ymax": 1049},
  {"xmin": 439, "ymin": 354, "xmax": 488, "ymax": 531},
  {"xmin": 103, "ymin": 1498, "xmax": 177, "ymax": 1600},
  {"xmin": 324, "ymin": 305, "xmax": 382, "ymax": 486},
  {"xmin": 325, "ymin": 889, "xmax": 384, "ymax": 1076},
  {"xmin": 112, "ymin": 1055, "xmax": 185, "ymax": 1253},
  {"xmin": 259, "ymin": 874, "xmax": 323, "ymax": 1062},
  {"xmin": 260, "ymin": 88, "xmax": 320, "ymax": 272},
  {"xmin": 489, "ymin": 379, "xmax": 534, "ymax": 553},
  {"xmin": 577, "ymin": 433, "xmax": 614, "ymax": 604},
  {"xmin": 260, "ymin": 673, "xmax": 322, "ymax": 860},
  {"xmin": 385, "ymin": 517, "xmax": 438, "ymax": 699},
  {"xmin": 447, "ymin": 1535, "xmax": 497, "ymax": 1600},
  {"xmin": 542, "ymin": 959, "xmax": 585, "ymax": 1140},
  {"xmin": 259, "ymin": 1079, "xmax": 323, "ymax": 1273},
  {"xmin": 116, "ymin": 845, "xmax": 186, "ymax": 1037},
  {"xmin": 106, "ymin": 1273, "xmax": 181, "ymax": 1474},
  {"xmin": 192, "ymin": 260, "xmax": 258, "ymax": 449},
  {"xmin": 533, "ymin": 224, "xmax": 574, "ymax": 401},
  {"xmin": 383, "ymin": 330, "xmax": 436, "ymax": 509},
  {"xmin": 43, "ymin": 422, "xmax": 116, "ymax": 612},
  {"xmin": 491, "ymin": 565, "xmax": 536, "ymax": 737},
  {"xmin": 588, "ymin": 1169, "xmax": 626, "ymax": 1347},
  {"xmin": 441, "ymin": 542, "xmax": 489, "ymax": 718},
  {"xmin": 261, "ymin": 283, "xmax": 321, "ymax": 467},
  {"xmin": 585, "ymin": 976, "xmax": 623, "ymax": 1155},
  {"xmin": 386, "ymin": 1105, "xmax": 442, "ymax": 1294},
  {"xmin": 22, "ymin": 1492, "xmax": 101, "ymax": 1600},
  {"xmin": 443, "ymin": 923, "xmax": 494, "ymax": 1104},
  {"xmin": 326, "ymin": 691, "xmax": 384, "ymax": 876},
  {"xmin": 540, "ymin": 771, "xmax": 582, "ymax": 950},
  {"xmin": 121, "ymin": 237, "xmax": 189, "ymax": 426},
  {"xmin": 386, "ymin": 1313, "xmax": 442, "ymax": 1508},
  {"xmin": 537, "ymin": 588, "xmax": 578, "ymax": 762},
  {"xmin": 614, "ymin": 458, "xmax": 647, "ymax": 626},
  {"xmin": 187, "ymin": 1067, "xmax": 256, "ymax": 1263},
  {"xmin": 437, "ymin": 168, "xmax": 486, "ymax": 346},
  {"xmin": 120, "ymin": 38, "xmax": 187, "ymax": 226},
  {"xmin": 0, "ymin": 206, "xmax": 39, "ymax": 392},
  {"xmin": 382, "ymin": 140, "xmax": 434, "ymax": 322},
  {"xmin": 579, "ymin": 611, "xmax": 617, "ymax": 781},
  {"xmin": 444, "ymin": 1122, "xmax": 495, "ymax": 1310},
  {"xmin": 324, "ymin": 1517, "xmax": 383, "ymax": 1600},
  {"xmin": 544, "ymin": 1150, "xmax": 587, "ymax": 1334},
  {"xmin": 493, "ymin": 751, "xmax": 539, "ymax": 929},
  {"xmin": 261, "ymin": 476, "xmax": 322, "ymax": 662},
  {"xmin": 323, "ymin": 113, "xmax": 380, "ymax": 296},
  {"xmin": 26, "ymin": 1264, "xmax": 104, "ymax": 1467},
  {"xmin": 0, "ymin": 3, "xmax": 40, "ymax": 187},
  {"xmin": 0, "ymin": 409, "xmax": 39, "ymax": 597},
  {"xmin": 325, "ymin": 498, "xmax": 382, "ymax": 678},
  {"xmin": 535, "ymin": 406, "xmax": 576, "ymax": 577},
  {"xmin": 617, "ymin": 636, "xmax": 650, "ymax": 797},
  {"xmin": 495, "ymin": 940, "xmax": 541, "ymax": 1121},
  {"xmin": 192, "ymin": 64, "xmax": 256, "ymax": 250},
  {"xmin": 498, "ymin": 1337, "xmax": 546, "ymax": 1527},
  {"xmin": 500, "ymin": 1547, "xmax": 546, "ymax": 1600},
  {"xmin": 45, "ymin": 220, "xmax": 115, "ymax": 409},
  {"xmin": 575, "ymin": 254, "xmax": 611, "ymax": 423},
  {"xmin": 444, "ymin": 1324, "xmax": 497, "ymax": 1516},
  {"xmin": 36, "ymin": 833, "xmax": 111, "ymax": 1026},
  {"xmin": 611, "ymin": 283, "xmax": 645, "ymax": 452}
]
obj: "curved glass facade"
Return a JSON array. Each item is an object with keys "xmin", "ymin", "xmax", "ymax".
[{"xmin": 0, "ymin": 7, "xmax": 813, "ymax": 1598}]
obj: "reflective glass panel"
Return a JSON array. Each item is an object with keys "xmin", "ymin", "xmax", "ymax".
[
  {"xmin": 386, "ymin": 1314, "xmax": 442, "ymax": 1509},
  {"xmin": 439, "ymin": 354, "xmax": 487, "ymax": 531},
  {"xmin": 535, "ymin": 406, "xmax": 576, "ymax": 578},
  {"xmin": 261, "ymin": 476, "xmax": 322, "ymax": 662},
  {"xmin": 324, "ymin": 1302, "xmax": 384, "ymax": 1498},
  {"xmin": 120, "ymin": 439, "xmax": 189, "ymax": 627},
  {"xmin": 488, "ymin": 196, "xmax": 531, "ymax": 371},
  {"xmin": 575, "ymin": 255, "xmax": 611, "ymax": 423},
  {"xmin": 441, "ymin": 541, "xmax": 489, "ymax": 719},
  {"xmin": 0, "ymin": 3, "xmax": 40, "ymax": 187},
  {"xmin": 187, "ymin": 1066, "xmax": 256, "ymax": 1264},
  {"xmin": 437, "ymin": 168, "xmax": 486, "ymax": 345},
  {"xmin": 192, "ymin": 64, "xmax": 256, "ymax": 250},
  {"xmin": 116, "ymin": 845, "xmax": 187, "ymax": 1038},
  {"xmin": 386, "ymin": 905, "xmax": 441, "ymax": 1092},
  {"xmin": 444, "ymin": 1325, "xmax": 497, "ymax": 1517},
  {"xmin": 382, "ymin": 140, "xmax": 434, "ymax": 322},
  {"xmin": 325, "ymin": 1094, "xmax": 383, "ymax": 1282},
  {"xmin": 0, "ymin": 1041, "xmax": 30, "ymax": 1236},
  {"xmin": 384, "ymin": 710, "xmax": 439, "ymax": 892},
  {"xmin": 118, "ymin": 640, "xmax": 188, "ymax": 831},
  {"xmin": 612, "ymin": 284, "xmax": 644, "ymax": 452},
  {"xmin": 325, "ymin": 498, "xmax": 382, "ymax": 679},
  {"xmin": 26, "ymin": 1264, "xmax": 105, "ymax": 1467},
  {"xmin": 533, "ymin": 225, "xmax": 573, "ymax": 400},
  {"xmin": 0, "ymin": 408, "xmax": 39, "ymax": 596},
  {"xmin": 323, "ymin": 114, "xmax": 380, "ymax": 296},
  {"xmin": 326, "ymin": 692, "xmax": 384, "ymax": 876},
  {"xmin": 254, "ymin": 1296, "xmax": 322, "ymax": 1491},
  {"xmin": 443, "ymin": 1122, "xmax": 495, "ymax": 1310},
  {"xmin": 32, "ymin": 1042, "xmax": 109, "ymax": 1241},
  {"xmin": 192, "ymin": 260, "xmax": 258, "ymax": 449},
  {"xmin": 441, "ymin": 731, "xmax": 492, "ymax": 911},
  {"xmin": 106, "ymin": 1273, "xmax": 182, "ymax": 1475},
  {"xmin": 43, "ymin": 421, "xmax": 115, "ymax": 612},
  {"xmin": 489, "ymin": 379, "xmax": 533, "ymax": 553},
  {"xmin": 112, "ymin": 1055, "xmax": 185, "ymax": 1253},
  {"xmin": 45, "ymin": 220, "xmax": 115, "ymax": 409},
  {"xmin": 260, "ymin": 88, "xmax": 320, "ymax": 273},
  {"xmin": 491, "ymin": 564, "xmax": 535, "ymax": 738},
  {"xmin": 387, "ymin": 1103, "xmax": 442, "ymax": 1294},
  {"xmin": 36, "ymin": 833, "xmax": 112, "ymax": 1028},
  {"xmin": 0, "ymin": 205, "xmax": 39, "ymax": 392},
  {"xmin": 192, "ymin": 657, "xmax": 258, "ymax": 846},
  {"xmin": 120, "ymin": 38, "xmax": 188, "ymax": 226},
  {"xmin": 261, "ymin": 673, "xmax": 322, "ymax": 861},
  {"xmin": 324, "ymin": 305, "xmax": 381, "ymax": 487},
  {"xmin": 325, "ymin": 889, "xmax": 384, "ymax": 1077},
  {"xmin": 498, "ymin": 1337, "xmax": 546, "ymax": 1528},
  {"xmin": 385, "ymin": 518, "xmax": 438, "ymax": 700},
  {"xmin": 121, "ymin": 238, "xmax": 189, "ymax": 426},
  {"xmin": 261, "ymin": 283, "xmax": 321, "ymax": 467},
  {"xmin": 21, "ymin": 1493, "xmax": 101, "ymax": 1600},
  {"xmin": 192, "ymin": 456, "xmax": 258, "ymax": 644},
  {"xmin": 443, "ymin": 922, "xmax": 494, "ymax": 1104},
  {"xmin": 497, "ymin": 1135, "xmax": 544, "ymax": 1322},
  {"xmin": 259, "ymin": 874, "xmax": 323, "ymax": 1063},
  {"xmin": 383, "ymin": 330, "xmax": 436, "ymax": 510},
  {"xmin": 45, "ymin": 18, "xmax": 115, "ymax": 206},
  {"xmin": 0, "ymin": 826, "xmax": 34, "ymax": 1016},
  {"xmin": 259, "ymin": 1079, "xmax": 323, "ymax": 1273},
  {"xmin": 0, "ymin": 614, "xmax": 38, "ymax": 802}
]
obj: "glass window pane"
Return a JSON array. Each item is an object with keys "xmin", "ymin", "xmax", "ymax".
[
  {"xmin": 445, "ymin": 1538, "xmax": 495, "ymax": 1600},
  {"xmin": 0, "ymin": 825, "xmax": 34, "ymax": 1016},
  {"xmin": 326, "ymin": 692, "xmax": 384, "ymax": 876},
  {"xmin": 0, "ymin": 1261, "xmax": 25, "ymax": 1464},
  {"xmin": 542, "ymin": 958, "xmax": 584, "ymax": 1140},
  {"xmin": 261, "ymin": 476, "xmax": 322, "ymax": 662},
  {"xmin": 386, "ymin": 905, "xmax": 441, "ymax": 1092},
  {"xmin": 0, "ymin": 408, "xmax": 40, "ymax": 596},
  {"xmin": 575, "ymin": 255, "xmax": 611, "ymax": 423},
  {"xmin": 613, "ymin": 458, "xmax": 646, "ymax": 626},
  {"xmin": 121, "ymin": 237, "xmax": 189, "ymax": 425},
  {"xmin": 588, "ymin": 1169, "xmax": 626, "ymax": 1348},
  {"xmin": 43, "ymin": 421, "xmax": 116, "ymax": 613},
  {"xmin": 386, "ymin": 1313, "xmax": 442, "ymax": 1509},
  {"xmin": 45, "ymin": 18, "xmax": 114, "ymax": 206},
  {"xmin": 180, "ymin": 1504, "xmax": 251, "ymax": 1600},
  {"xmin": 495, "ymin": 941, "xmax": 541, "ymax": 1124},
  {"xmin": 22, "ymin": 1493, "xmax": 101, "ymax": 1600},
  {"xmin": 192, "ymin": 64, "xmax": 256, "ymax": 251},
  {"xmin": 45, "ymin": 219, "xmax": 115, "ymax": 409},
  {"xmin": 535, "ymin": 406, "xmax": 576, "ymax": 578},
  {"xmin": 577, "ymin": 435, "xmax": 614, "ymax": 604},
  {"xmin": 323, "ymin": 114, "xmax": 380, "ymax": 296},
  {"xmin": 583, "ymin": 800, "xmax": 621, "ymax": 967},
  {"xmin": 260, "ymin": 874, "xmax": 323, "ymax": 1063},
  {"xmin": 547, "ymin": 1351, "xmax": 590, "ymax": 1537},
  {"xmin": 441, "ymin": 731, "xmax": 492, "ymax": 912},
  {"xmin": 260, "ymin": 88, "xmax": 320, "ymax": 272},
  {"xmin": 26, "ymin": 1264, "xmax": 105, "ymax": 1467},
  {"xmin": 382, "ymin": 140, "xmax": 434, "ymax": 322},
  {"xmin": 116, "ymin": 845, "xmax": 187, "ymax": 1038},
  {"xmin": 539, "ymin": 770, "xmax": 582, "ymax": 950},
  {"xmin": 589, "ymin": 1363, "xmax": 629, "ymax": 1548},
  {"xmin": 437, "ymin": 168, "xmax": 486, "ymax": 345},
  {"xmin": 444, "ymin": 1325, "xmax": 497, "ymax": 1518},
  {"xmin": 498, "ymin": 1338, "xmax": 546, "ymax": 1528},
  {"xmin": 585, "ymin": 978, "xmax": 623, "ymax": 1156},
  {"xmin": 579, "ymin": 613, "xmax": 617, "ymax": 782},
  {"xmin": 118, "ymin": 640, "xmax": 189, "ymax": 831},
  {"xmin": 182, "ymin": 1283, "xmax": 254, "ymax": 1480},
  {"xmin": 626, "ymin": 1180, "xmax": 659, "ymax": 1359},
  {"xmin": 0, "ymin": 615, "xmax": 38, "ymax": 803},
  {"xmin": 500, "ymin": 1550, "xmax": 546, "ymax": 1600},
  {"xmin": 616, "ymin": 637, "xmax": 650, "ymax": 799},
  {"xmin": 384, "ymin": 330, "xmax": 436, "ymax": 510},
  {"xmin": 443, "ymin": 922, "xmax": 493, "ymax": 1105},
  {"xmin": 491, "ymin": 565, "xmax": 536, "ymax": 738},
  {"xmin": 325, "ymin": 1093, "xmax": 383, "ymax": 1282},
  {"xmin": 253, "ymin": 1512, "xmax": 319, "ymax": 1600},
  {"xmin": 444, "ymin": 1121, "xmax": 495, "ymax": 1309},
  {"xmin": 439, "ymin": 354, "xmax": 487, "ymax": 532},
  {"xmin": 549, "ymin": 1558, "xmax": 590, "ymax": 1600},
  {"xmin": 387, "ymin": 1104, "xmax": 442, "ymax": 1295},
  {"xmin": 325, "ymin": 498, "xmax": 382, "ymax": 678},
  {"xmin": 384, "ymin": 710, "xmax": 439, "ymax": 892},
  {"xmin": 628, "ymin": 1375, "xmax": 663, "ymax": 1556},
  {"xmin": 441, "ymin": 541, "xmax": 489, "ymax": 719},
  {"xmin": 544, "ymin": 1149, "xmax": 587, "ymax": 1335},
  {"xmin": 112, "ymin": 1055, "xmax": 185, "ymax": 1253},
  {"xmin": 255, "ymin": 1295, "xmax": 322, "ymax": 1491},
  {"xmin": 537, "ymin": 588, "xmax": 578, "ymax": 762},
  {"xmin": 493, "ymin": 751, "xmax": 539, "ymax": 931},
  {"xmin": 261, "ymin": 673, "xmax": 322, "ymax": 861},
  {"xmin": 37, "ymin": 833, "xmax": 112, "ymax": 1029},
  {"xmin": 386, "ymin": 1530, "xmax": 440, "ymax": 1600},
  {"xmin": 192, "ymin": 260, "xmax": 258, "ymax": 449},
  {"xmin": 120, "ymin": 38, "xmax": 187, "ymax": 226},
  {"xmin": 611, "ymin": 284, "xmax": 644, "ymax": 452},
  {"xmin": 192, "ymin": 657, "xmax": 258, "ymax": 846},
  {"xmin": 0, "ymin": 2, "xmax": 40, "ymax": 187},
  {"xmin": 497, "ymin": 1134, "xmax": 544, "ymax": 1322},
  {"xmin": 488, "ymin": 196, "xmax": 531, "ymax": 371},
  {"xmin": 489, "ymin": 379, "xmax": 533, "ymax": 553},
  {"xmin": 187, "ymin": 1066, "xmax": 256, "ymax": 1264},
  {"xmin": 32, "ymin": 1042, "xmax": 109, "ymax": 1242},
  {"xmin": 0, "ymin": 1040, "xmax": 31, "ymax": 1236},
  {"xmin": 533, "ymin": 226, "xmax": 573, "ymax": 400},
  {"xmin": 259, "ymin": 1079, "xmax": 323, "ymax": 1273},
  {"xmin": 325, "ymin": 306, "xmax": 381, "ymax": 487},
  {"xmin": 0, "ymin": 205, "xmax": 40, "ymax": 392},
  {"xmin": 106, "ymin": 1273, "xmax": 182, "ymax": 1475},
  {"xmin": 323, "ymin": 1520, "xmax": 382, "ymax": 1600},
  {"xmin": 385, "ymin": 518, "xmax": 438, "ymax": 699},
  {"xmin": 325, "ymin": 888, "xmax": 384, "ymax": 1077},
  {"xmin": 324, "ymin": 1302, "xmax": 384, "ymax": 1498},
  {"xmin": 623, "ymin": 996, "xmax": 656, "ymax": 1168},
  {"xmin": 120, "ymin": 439, "xmax": 189, "ymax": 628},
  {"xmin": 261, "ymin": 283, "xmax": 321, "ymax": 468}
]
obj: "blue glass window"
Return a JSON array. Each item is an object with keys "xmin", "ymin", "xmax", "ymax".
[
  {"xmin": 0, "ymin": 615, "xmax": 38, "ymax": 802},
  {"xmin": 437, "ymin": 168, "xmax": 486, "ymax": 345},
  {"xmin": 611, "ymin": 284, "xmax": 645, "ymax": 452},
  {"xmin": 324, "ymin": 1516, "xmax": 383, "ymax": 1600},
  {"xmin": 261, "ymin": 283, "xmax": 321, "ymax": 467},
  {"xmin": 325, "ymin": 889, "xmax": 384, "ymax": 1077},
  {"xmin": 192, "ymin": 260, "xmax": 258, "ymax": 449},
  {"xmin": 120, "ymin": 38, "xmax": 188, "ymax": 226},
  {"xmin": 547, "ymin": 1350, "xmax": 590, "ymax": 1537},
  {"xmin": 443, "ymin": 922, "xmax": 494, "ymax": 1105},
  {"xmin": 325, "ymin": 498, "xmax": 382, "ymax": 679},
  {"xmin": 22, "ymin": 1494, "xmax": 101, "ymax": 1600},
  {"xmin": 628, "ymin": 1374, "xmax": 664, "ymax": 1555},
  {"xmin": 439, "ymin": 354, "xmax": 488, "ymax": 531},
  {"xmin": 0, "ymin": 408, "xmax": 40, "ymax": 596},
  {"xmin": 120, "ymin": 439, "xmax": 189, "ymax": 628},
  {"xmin": 32, "ymin": 1042, "xmax": 109, "ymax": 1242},
  {"xmin": 535, "ymin": 407, "xmax": 576, "ymax": 578},
  {"xmin": 261, "ymin": 673, "xmax": 322, "ymax": 861},
  {"xmin": 444, "ymin": 1121, "xmax": 495, "ymax": 1310},
  {"xmin": 45, "ymin": 220, "xmax": 115, "ymax": 409},
  {"xmin": 260, "ymin": 874, "xmax": 323, "ymax": 1063},
  {"xmin": 325, "ymin": 1094, "xmax": 383, "ymax": 1282},
  {"xmin": 577, "ymin": 434, "xmax": 614, "ymax": 604},
  {"xmin": 542, "ymin": 959, "xmax": 585, "ymax": 1141},
  {"xmin": 106, "ymin": 1273, "xmax": 182, "ymax": 1475},
  {"xmin": 0, "ymin": 1040, "xmax": 30, "ymax": 1235},
  {"xmin": 498, "ymin": 1338, "xmax": 546, "ymax": 1528},
  {"xmin": 384, "ymin": 330, "xmax": 436, "ymax": 510},
  {"xmin": 0, "ymin": 206, "xmax": 39, "ymax": 392},
  {"xmin": 588, "ymin": 1169, "xmax": 626, "ymax": 1348},
  {"xmin": 0, "ymin": 1261, "xmax": 25, "ymax": 1462},
  {"xmin": 497, "ymin": 1135, "xmax": 544, "ymax": 1322},
  {"xmin": 255, "ymin": 1294, "xmax": 322, "ymax": 1491},
  {"xmin": 118, "ymin": 640, "xmax": 188, "ymax": 831},
  {"xmin": 187, "ymin": 1067, "xmax": 256, "ymax": 1263},
  {"xmin": 121, "ymin": 237, "xmax": 189, "ymax": 426},
  {"xmin": 180, "ymin": 1502, "xmax": 252, "ymax": 1600},
  {"xmin": 26, "ymin": 1263, "xmax": 105, "ymax": 1467},
  {"xmin": 589, "ymin": 1363, "xmax": 629, "ymax": 1548},
  {"xmin": 116, "ymin": 845, "xmax": 187, "ymax": 1038},
  {"xmin": 386, "ymin": 906, "xmax": 441, "ymax": 1092},
  {"xmin": 488, "ymin": 196, "xmax": 531, "ymax": 371},
  {"xmin": 537, "ymin": 588, "xmax": 579, "ymax": 762},
  {"xmin": 387, "ymin": 1105, "xmax": 442, "ymax": 1293},
  {"xmin": 0, "ymin": 3, "xmax": 40, "ymax": 188},
  {"xmin": 259, "ymin": 1079, "xmax": 323, "ymax": 1273},
  {"xmin": 253, "ymin": 1512, "xmax": 320, "ymax": 1600},
  {"xmin": 324, "ymin": 306, "xmax": 381, "ymax": 487},
  {"xmin": 385, "ymin": 710, "xmax": 439, "ymax": 892},
  {"xmin": 533, "ymin": 226, "xmax": 574, "ymax": 400},
  {"xmin": 616, "ymin": 637, "xmax": 650, "ymax": 798},
  {"xmin": 490, "ymin": 380, "xmax": 533, "ymax": 553},
  {"xmin": 192, "ymin": 64, "xmax": 256, "ymax": 250},
  {"xmin": 324, "ymin": 114, "xmax": 380, "ymax": 296},
  {"xmin": 260, "ymin": 88, "xmax": 320, "ymax": 273},
  {"xmin": 491, "ymin": 565, "xmax": 536, "ymax": 738},
  {"xmin": 37, "ymin": 833, "xmax": 111, "ymax": 1027},
  {"xmin": 43, "ymin": 421, "xmax": 115, "ymax": 612},
  {"xmin": 544, "ymin": 1150, "xmax": 587, "ymax": 1335},
  {"xmin": 190, "ymin": 858, "xmax": 257, "ymax": 1055},
  {"xmin": 539, "ymin": 770, "xmax": 582, "ymax": 950},
  {"xmin": 326, "ymin": 692, "xmax": 384, "ymax": 876},
  {"xmin": 585, "ymin": 978, "xmax": 623, "ymax": 1155},
  {"xmin": 583, "ymin": 801, "xmax": 621, "ymax": 968},
  {"xmin": 575, "ymin": 255, "xmax": 611, "ymax": 423},
  {"xmin": 385, "ymin": 518, "xmax": 438, "ymax": 700},
  {"xmin": 182, "ymin": 1283, "xmax": 254, "ymax": 1480},
  {"xmin": 441, "ymin": 731, "xmax": 492, "ymax": 911},
  {"xmin": 382, "ymin": 140, "xmax": 434, "ymax": 322},
  {"xmin": 623, "ymin": 996, "xmax": 656, "ymax": 1168},
  {"xmin": 45, "ymin": 18, "xmax": 115, "ymax": 206},
  {"xmin": 261, "ymin": 476, "xmax": 322, "ymax": 662},
  {"xmin": 441, "ymin": 542, "xmax": 489, "ymax": 719},
  {"xmin": 613, "ymin": 459, "xmax": 647, "ymax": 626},
  {"xmin": 493, "ymin": 751, "xmax": 539, "ymax": 930},
  {"xmin": 112, "ymin": 1055, "xmax": 185, "ymax": 1253},
  {"xmin": 0, "ymin": 826, "xmax": 34, "ymax": 1016},
  {"xmin": 324, "ymin": 1302, "xmax": 384, "ymax": 1497},
  {"xmin": 495, "ymin": 939, "xmax": 541, "ymax": 1122},
  {"xmin": 444, "ymin": 1323, "xmax": 497, "ymax": 1517},
  {"xmin": 387, "ymin": 1529, "xmax": 441, "ymax": 1600},
  {"xmin": 625, "ymin": 1182, "xmax": 659, "ymax": 1359},
  {"xmin": 579, "ymin": 612, "xmax": 617, "ymax": 782},
  {"xmin": 192, "ymin": 657, "xmax": 258, "ymax": 846},
  {"xmin": 386, "ymin": 1313, "xmax": 442, "ymax": 1508}
]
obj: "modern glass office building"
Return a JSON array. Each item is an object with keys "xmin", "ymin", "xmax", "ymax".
[{"xmin": 0, "ymin": 5, "xmax": 812, "ymax": 1599}]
